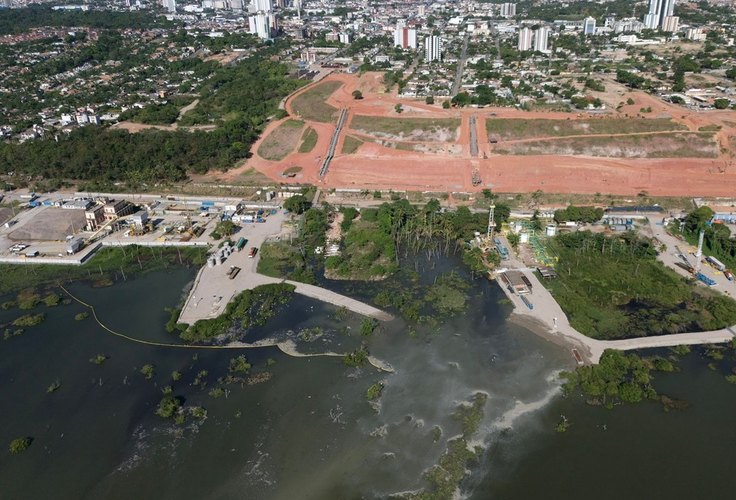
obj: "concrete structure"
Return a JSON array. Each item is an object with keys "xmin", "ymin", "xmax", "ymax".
[
  {"xmin": 644, "ymin": 0, "xmax": 675, "ymax": 29},
  {"xmin": 130, "ymin": 210, "xmax": 149, "ymax": 228},
  {"xmin": 662, "ymin": 15, "xmax": 679, "ymax": 33},
  {"xmin": 249, "ymin": 11, "xmax": 276, "ymax": 40},
  {"xmin": 517, "ymin": 27, "xmax": 532, "ymax": 51},
  {"xmin": 394, "ymin": 25, "xmax": 417, "ymax": 50},
  {"xmin": 251, "ymin": 0, "xmax": 272, "ymax": 11},
  {"xmin": 686, "ymin": 27, "xmax": 706, "ymax": 41},
  {"xmin": 85, "ymin": 205, "xmax": 105, "ymax": 231},
  {"xmin": 534, "ymin": 26, "xmax": 550, "ymax": 53},
  {"xmin": 161, "ymin": 0, "xmax": 176, "ymax": 13},
  {"xmin": 104, "ymin": 200, "xmax": 134, "ymax": 221},
  {"xmin": 583, "ymin": 16, "xmax": 596, "ymax": 35},
  {"xmin": 424, "ymin": 35, "xmax": 442, "ymax": 63},
  {"xmin": 499, "ymin": 2, "xmax": 516, "ymax": 19}
]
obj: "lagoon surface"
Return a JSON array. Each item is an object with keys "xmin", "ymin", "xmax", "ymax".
[{"xmin": 1, "ymin": 260, "xmax": 734, "ymax": 499}]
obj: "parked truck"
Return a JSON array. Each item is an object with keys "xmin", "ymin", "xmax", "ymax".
[
  {"xmin": 705, "ymin": 256, "xmax": 726, "ymax": 272},
  {"xmin": 236, "ymin": 237, "xmax": 247, "ymax": 251}
]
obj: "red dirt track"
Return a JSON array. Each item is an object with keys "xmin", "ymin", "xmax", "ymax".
[{"xmin": 218, "ymin": 72, "xmax": 736, "ymax": 196}]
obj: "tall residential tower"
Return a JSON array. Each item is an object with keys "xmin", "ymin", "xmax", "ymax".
[{"xmin": 644, "ymin": 0, "xmax": 676, "ymax": 30}]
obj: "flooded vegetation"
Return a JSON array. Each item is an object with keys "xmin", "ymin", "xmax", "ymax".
[{"xmin": 1, "ymin": 250, "xmax": 735, "ymax": 499}]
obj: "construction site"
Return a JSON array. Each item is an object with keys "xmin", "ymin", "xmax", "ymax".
[{"xmin": 224, "ymin": 72, "xmax": 736, "ymax": 198}]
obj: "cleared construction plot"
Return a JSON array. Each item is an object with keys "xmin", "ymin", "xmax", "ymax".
[
  {"xmin": 486, "ymin": 117, "xmax": 686, "ymax": 141},
  {"xmin": 257, "ymin": 119, "xmax": 304, "ymax": 161},
  {"xmin": 494, "ymin": 132, "xmax": 719, "ymax": 158},
  {"xmin": 350, "ymin": 116, "xmax": 461, "ymax": 142},
  {"xmin": 290, "ymin": 81, "xmax": 342, "ymax": 123},
  {"xmin": 298, "ymin": 127, "xmax": 318, "ymax": 153},
  {"xmin": 8, "ymin": 207, "xmax": 86, "ymax": 241}
]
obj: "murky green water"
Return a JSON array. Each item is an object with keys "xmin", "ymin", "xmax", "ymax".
[{"xmin": 1, "ymin": 259, "xmax": 734, "ymax": 499}]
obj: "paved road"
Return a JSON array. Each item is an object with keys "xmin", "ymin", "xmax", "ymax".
[
  {"xmin": 451, "ymin": 33, "xmax": 469, "ymax": 96},
  {"xmin": 469, "ymin": 115, "xmax": 478, "ymax": 157}
]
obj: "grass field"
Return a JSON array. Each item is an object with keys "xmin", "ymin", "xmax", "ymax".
[
  {"xmin": 350, "ymin": 116, "xmax": 460, "ymax": 142},
  {"xmin": 486, "ymin": 118, "xmax": 686, "ymax": 141},
  {"xmin": 290, "ymin": 81, "xmax": 341, "ymax": 123},
  {"xmin": 341, "ymin": 135, "xmax": 363, "ymax": 154},
  {"xmin": 298, "ymin": 127, "xmax": 318, "ymax": 153},
  {"xmin": 256, "ymin": 119, "xmax": 304, "ymax": 161},
  {"xmin": 494, "ymin": 132, "xmax": 718, "ymax": 158}
]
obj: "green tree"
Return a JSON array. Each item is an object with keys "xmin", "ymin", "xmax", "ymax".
[
  {"xmin": 9, "ymin": 437, "xmax": 32, "ymax": 454},
  {"xmin": 714, "ymin": 98, "xmax": 730, "ymax": 109},
  {"xmin": 352, "ymin": 90, "xmax": 363, "ymax": 100},
  {"xmin": 283, "ymin": 194, "xmax": 311, "ymax": 214},
  {"xmin": 155, "ymin": 395, "xmax": 182, "ymax": 419}
]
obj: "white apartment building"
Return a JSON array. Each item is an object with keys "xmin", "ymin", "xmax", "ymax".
[
  {"xmin": 424, "ymin": 35, "xmax": 442, "ymax": 62},
  {"xmin": 518, "ymin": 27, "xmax": 532, "ymax": 51}
]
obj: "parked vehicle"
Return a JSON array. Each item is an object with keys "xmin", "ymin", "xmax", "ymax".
[
  {"xmin": 695, "ymin": 272, "xmax": 717, "ymax": 286},
  {"xmin": 706, "ymin": 255, "xmax": 726, "ymax": 272},
  {"xmin": 227, "ymin": 266, "xmax": 241, "ymax": 280},
  {"xmin": 248, "ymin": 247, "xmax": 257, "ymax": 258}
]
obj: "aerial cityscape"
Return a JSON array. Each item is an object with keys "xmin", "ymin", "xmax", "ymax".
[{"xmin": 1, "ymin": 0, "xmax": 736, "ymax": 498}]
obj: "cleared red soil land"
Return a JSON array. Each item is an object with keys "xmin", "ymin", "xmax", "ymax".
[{"xmin": 216, "ymin": 72, "xmax": 736, "ymax": 196}]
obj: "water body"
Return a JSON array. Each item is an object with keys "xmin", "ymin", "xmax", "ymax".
[{"xmin": 0, "ymin": 259, "xmax": 733, "ymax": 499}]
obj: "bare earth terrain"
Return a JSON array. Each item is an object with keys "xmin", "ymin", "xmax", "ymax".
[{"xmin": 214, "ymin": 72, "xmax": 736, "ymax": 196}]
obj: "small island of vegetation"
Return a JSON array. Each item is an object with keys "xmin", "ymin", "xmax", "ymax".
[{"xmin": 180, "ymin": 283, "xmax": 295, "ymax": 343}]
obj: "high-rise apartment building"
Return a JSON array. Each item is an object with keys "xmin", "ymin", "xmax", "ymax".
[
  {"xmin": 662, "ymin": 15, "xmax": 679, "ymax": 32},
  {"xmin": 248, "ymin": 11, "xmax": 275, "ymax": 40},
  {"xmin": 500, "ymin": 3, "xmax": 516, "ymax": 18},
  {"xmin": 644, "ymin": 0, "xmax": 675, "ymax": 30},
  {"xmin": 424, "ymin": 35, "xmax": 442, "ymax": 63},
  {"xmin": 534, "ymin": 26, "xmax": 550, "ymax": 53},
  {"xmin": 583, "ymin": 16, "xmax": 596, "ymax": 35},
  {"xmin": 394, "ymin": 25, "xmax": 417, "ymax": 49},
  {"xmin": 251, "ymin": 0, "xmax": 272, "ymax": 11},
  {"xmin": 517, "ymin": 27, "xmax": 532, "ymax": 51}
]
